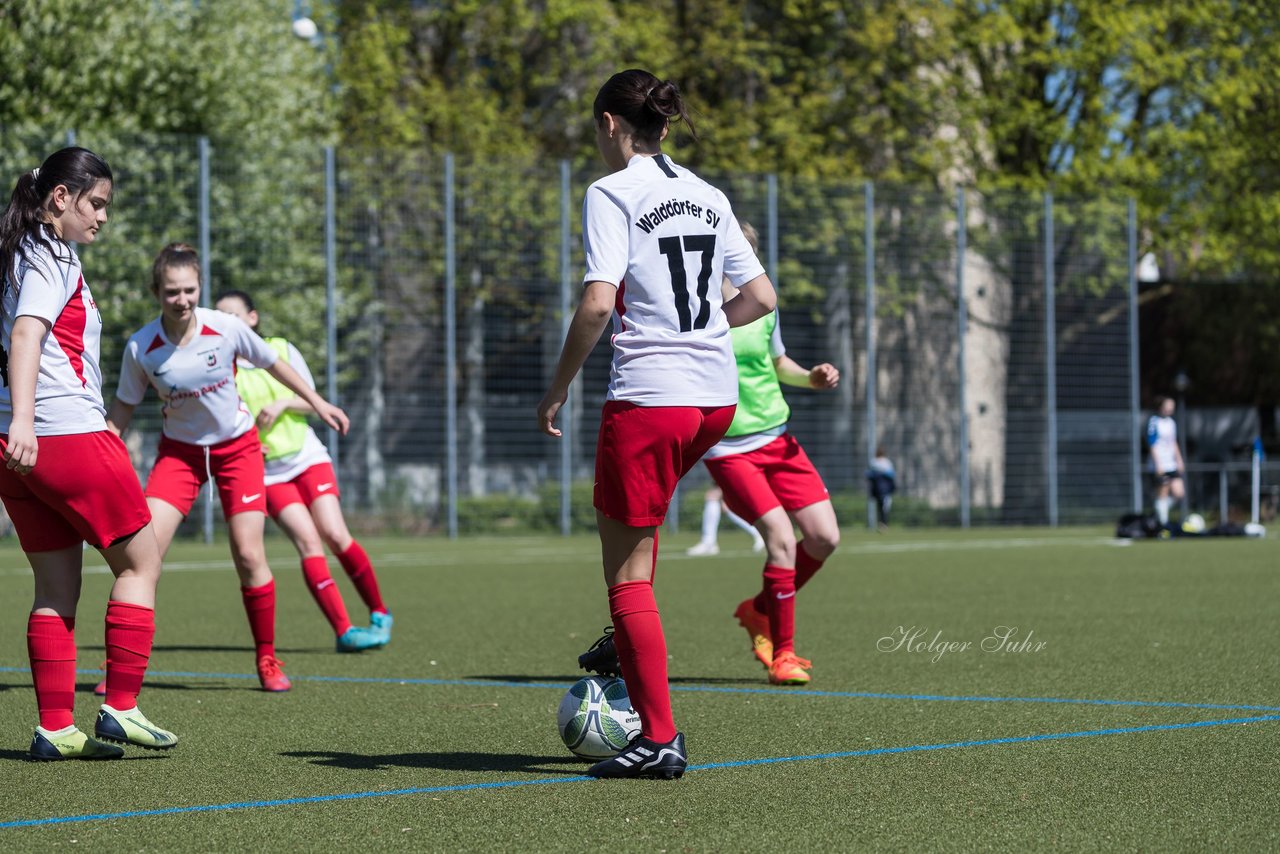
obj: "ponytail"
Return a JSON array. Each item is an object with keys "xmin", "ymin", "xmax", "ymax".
[{"xmin": 594, "ymin": 69, "xmax": 698, "ymax": 150}]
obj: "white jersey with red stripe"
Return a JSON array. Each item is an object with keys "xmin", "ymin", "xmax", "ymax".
[
  {"xmin": 116, "ymin": 307, "xmax": 278, "ymax": 446},
  {"xmin": 583, "ymin": 153, "xmax": 766, "ymax": 406},
  {"xmin": 0, "ymin": 238, "xmax": 106, "ymax": 435}
]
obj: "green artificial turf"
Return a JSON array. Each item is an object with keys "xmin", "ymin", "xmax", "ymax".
[{"xmin": 1, "ymin": 527, "xmax": 1278, "ymax": 851}]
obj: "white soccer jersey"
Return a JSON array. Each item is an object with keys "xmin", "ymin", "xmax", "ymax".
[
  {"xmin": 1147, "ymin": 414, "xmax": 1179, "ymax": 474},
  {"xmin": 236, "ymin": 344, "xmax": 332, "ymax": 485},
  {"xmin": 0, "ymin": 238, "xmax": 106, "ymax": 435},
  {"xmin": 116, "ymin": 307, "xmax": 278, "ymax": 446},
  {"xmin": 583, "ymin": 153, "xmax": 766, "ymax": 406}
]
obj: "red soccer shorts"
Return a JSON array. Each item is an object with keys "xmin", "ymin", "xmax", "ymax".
[
  {"xmin": 0, "ymin": 430, "xmax": 151, "ymax": 551},
  {"xmin": 145, "ymin": 428, "xmax": 267, "ymax": 518},
  {"xmin": 704, "ymin": 432, "xmax": 830, "ymax": 524},
  {"xmin": 266, "ymin": 462, "xmax": 340, "ymax": 517},
  {"xmin": 594, "ymin": 401, "xmax": 736, "ymax": 527}
]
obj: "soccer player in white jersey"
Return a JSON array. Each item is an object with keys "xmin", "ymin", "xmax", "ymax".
[
  {"xmin": 538, "ymin": 69, "xmax": 777, "ymax": 779},
  {"xmin": 107, "ymin": 244, "xmax": 349, "ymax": 692},
  {"xmin": 1147, "ymin": 395, "xmax": 1185, "ymax": 526},
  {"xmin": 0, "ymin": 148, "xmax": 176, "ymax": 760},
  {"xmin": 215, "ymin": 290, "xmax": 391, "ymax": 653}
]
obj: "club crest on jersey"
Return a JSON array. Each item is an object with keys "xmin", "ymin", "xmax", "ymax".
[{"xmin": 202, "ymin": 350, "xmax": 218, "ymax": 368}]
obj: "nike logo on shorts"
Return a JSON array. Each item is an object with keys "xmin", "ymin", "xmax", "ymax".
[
  {"xmin": 241, "ymin": 494, "xmax": 261, "ymax": 504},
  {"xmin": 317, "ymin": 483, "xmax": 334, "ymax": 492}
]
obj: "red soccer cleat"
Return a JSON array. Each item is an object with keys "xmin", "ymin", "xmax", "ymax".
[{"xmin": 256, "ymin": 656, "xmax": 291, "ymax": 692}]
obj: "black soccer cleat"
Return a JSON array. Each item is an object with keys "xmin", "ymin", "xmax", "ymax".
[
  {"xmin": 587, "ymin": 733, "xmax": 687, "ymax": 780},
  {"xmin": 577, "ymin": 626, "xmax": 621, "ymax": 677}
]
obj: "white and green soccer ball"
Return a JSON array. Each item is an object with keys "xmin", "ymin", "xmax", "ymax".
[{"xmin": 556, "ymin": 676, "xmax": 641, "ymax": 760}]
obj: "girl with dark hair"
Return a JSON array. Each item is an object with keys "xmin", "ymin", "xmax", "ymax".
[
  {"xmin": 106, "ymin": 244, "xmax": 350, "ymax": 692},
  {"xmin": 538, "ymin": 69, "xmax": 777, "ymax": 779},
  {"xmin": 214, "ymin": 289, "xmax": 390, "ymax": 651},
  {"xmin": 0, "ymin": 147, "xmax": 177, "ymax": 759}
]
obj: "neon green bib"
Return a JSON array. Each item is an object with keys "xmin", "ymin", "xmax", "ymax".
[
  {"xmin": 234, "ymin": 337, "xmax": 309, "ymax": 461},
  {"xmin": 726, "ymin": 312, "xmax": 790, "ymax": 437}
]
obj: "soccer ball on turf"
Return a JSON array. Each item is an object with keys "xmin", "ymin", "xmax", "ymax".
[
  {"xmin": 556, "ymin": 676, "xmax": 641, "ymax": 760},
  {"xmin": 1181, "ymin": 513, "xmax": 1206, "ymax": 534}
]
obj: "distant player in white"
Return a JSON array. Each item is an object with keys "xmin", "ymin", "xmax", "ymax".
[
  {"xmin": 1146, "ymin": 395, "xmax": 1185, "ymax": 525},
  {"xmin": 107, "ymin": 243, "xmax": 349, "ymax": 693},
  {"xmin": 537, "ymin": 69, "xmax": 776, "ymax": 779},
  {"xmin": 0, "ymin": 148, "xmax": 176, "ymax": 760},
  {"xmin": 216, "ymin": 290, "xmax": 391, "ymax": 654}
]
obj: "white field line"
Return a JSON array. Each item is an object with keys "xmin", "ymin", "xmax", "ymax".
[{"xmin": 0, "ymin": 535, "xmax": 1129, "ymax": 578}]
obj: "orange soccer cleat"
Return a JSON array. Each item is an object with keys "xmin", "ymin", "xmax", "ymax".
[
  {"xmin": 733, "ymin": 599, "xmax": 773, "ymax": 668},
  {"xmin": 767, "ymin": 651, "xmax": 813, "ymax": 685}
]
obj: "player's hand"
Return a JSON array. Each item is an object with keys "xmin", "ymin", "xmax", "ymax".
[
  {"xmin": 256, "ymin": 401, "xmax": 285, "ymax": 433},
  {"xmin": 809, "ymin": 363, "xmax": 840, "ymax": 389},
  {"xmin": 315, "ymin": 402, "xmax": 350, "ymax": 436},
  {"xmin": 3, "ymin": 419, "xmax": 38, "ymax": 475},
  {"xmin": 537, "ymin": 390, "xmax": 566, "ymax": 438}
]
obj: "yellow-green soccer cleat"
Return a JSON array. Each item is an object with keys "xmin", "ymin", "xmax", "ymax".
[
  {"xmin": 94, "ymin": 705, "xmax": 178, "ymax": 750},
  {"xmin": 30, "ymin": 725, "xmax": 125, "ymax": 761}
]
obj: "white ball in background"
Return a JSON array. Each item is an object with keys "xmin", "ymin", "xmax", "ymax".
[{"xmin": 292, "ymin": 16, "xmax": 319, "ymax": 40}]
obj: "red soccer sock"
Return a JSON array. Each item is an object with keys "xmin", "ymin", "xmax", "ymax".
[
  {"xmin": 336, "ymin": 541, "xmax": 387, "ymax": 615},
  {"xmin": 104, "ymin": 601, "xmax": 155, "ymax": 711},
  {"xmin": 301, "ymin": 557, "xmax": 352, "ymax": 635},
  {"xmin": 761, "ymin": 564, "xmax": 797, "ymax": 655},
  {"xmin": 27, "ymin": 613, "xmax": 76, "ymax": 731},
  {"xmin": 795, "ymin": 542, "xmax": 826, "ymax": 590},
  {"xmin": 241, "ymin": 579, "xmax": 277, "ymax": 659},
  {"xmin": 608, "ymin": 580, "xmax": 676, "ymax": 744}
]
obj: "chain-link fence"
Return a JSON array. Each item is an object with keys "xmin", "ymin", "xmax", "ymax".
[{"xmin": 4, "ymin": 132, "xmax": 1275, "ymax": 537}]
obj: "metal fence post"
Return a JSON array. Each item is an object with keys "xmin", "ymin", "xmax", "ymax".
[
  {"xmin": 559, "ymin": 159, "xmax": 572, "ymax": 536},
  {"xmin": 957, "ymin": 187, "xmax": 970, "ymax": 528},
  {"xmin": 1044, "ymin": 192, "xmax": 1059, "ymax": 527},
  {"xmin": 444, "ymin": 153, "xmax": 459, "ymax": 539},
  {"xmin": 324, "ymin": 145, "xmax": 339, "ymax": 466},
  {"xmin": 199, "ymin": 136, "xmax": 214, "ymax": 544},
  {"xmin": 766, "ymin": 174, "xmax": 779, "ymax": 286},
  {"xmin": 864, "ymin": 181, "xmax": 877, "ymax": 531},
  {"xmin": 1127, "ymin": 198, "xmax": 1141, "ymax": 512}
]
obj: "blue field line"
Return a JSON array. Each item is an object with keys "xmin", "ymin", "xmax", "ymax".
[
  {"xmin": 3, "ymin": 665, "xmax": 1278, "ymax": 716},
  {"xmin": 2, "ymin": 712, "xmax": 1277, "ymax": 831}
]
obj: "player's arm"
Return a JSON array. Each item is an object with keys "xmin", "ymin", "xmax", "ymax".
[
  {"xmin": 264, "ymin": 359, "xmax": 349, "ymax": 435},
  {"xmin": 255, "ymin": 395, "xmax": 312, "ymax": 433},
  {"xmin": 773, "ymin": 354, "xmax": 839, "ymax": 390},
  {"xmin": 723, "ymin": 274, "xmax": 776, "ymax": 328},
  {"xmin": 538, "ymin": 280, "xmax": 615, "ymax": 437},
  {"xmin": 106, "ymin": 399, "xmax": 136, "ymax": 436},
  {"xmin": 3, "ymin": 315, "xmax": 49, "ymax": 474}
]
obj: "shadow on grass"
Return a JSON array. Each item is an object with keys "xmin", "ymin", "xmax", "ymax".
[
  {"xmin": 73, "ymin": 680, "xmax": 239, "ymax": 694},
  {"xmin": 468, "ymin": 674, "xmax": 762, "ymax": 686},
  {"xmin": 282, "ymin": 750, "xmax": 588, "ymax": 775},
  {"xmin": 0, "ymin": 747, "xmax": 171, "ymax": 763},
  {"xmin": 80, "ymin": 644, "xmax": 311, "ymax": 654}
]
